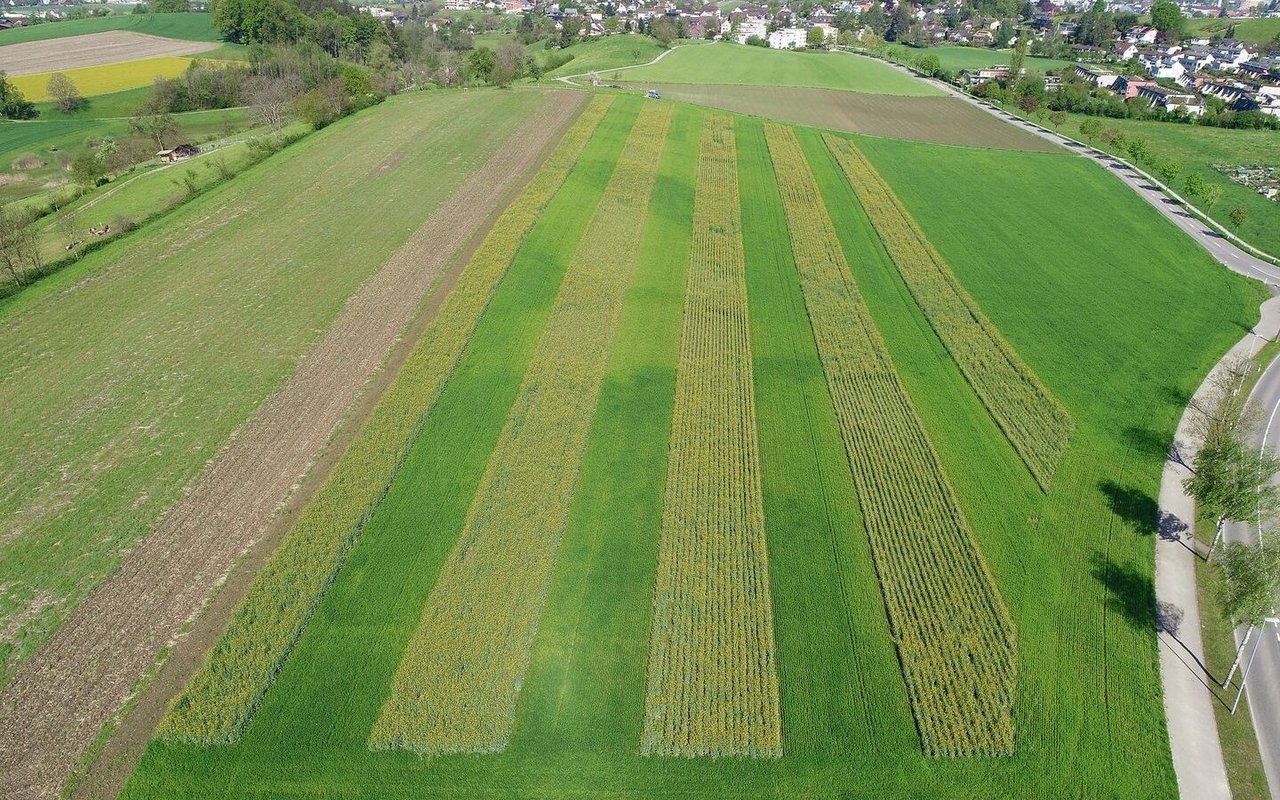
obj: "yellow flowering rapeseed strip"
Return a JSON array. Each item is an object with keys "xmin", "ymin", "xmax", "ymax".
[
  {"xmin": 641, "ymin": 115, "xmax": 782, "ymax": 759},
  {"xmin": 765, "ymin": 124, "xmax": 1018, "ymax": 758},
  {"xmin": 158, "ymin": 95, "xmax": 613, "ymax": 745},
  {"xmin": 12, "ymin": 57, "xmax": 196, "ymax": 101},
  {"xmin": 823, "ymin": 134, "xmax": 1072, "ymax": 491},
  {"xmin": 369, "ymin": 103, "xmax": 674, "ymax": 755}
]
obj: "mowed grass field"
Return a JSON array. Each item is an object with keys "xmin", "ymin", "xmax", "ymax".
[
  {"xmin": 120, "ymin": 92, "xmax": 1258, "ymax": 797},
  {"xmin": 1024, "ymin": 110, "xmax": 1280, "ymax": 258},
  {"xmin": 623, "ymin": 42, "xmax": 944, "ymax": 95},
  {"xmin": 544, "ymin": 33, "xmax": 666, "ymax": 78},
  {"xmin": 623, "ymin": 83, "xmax": 1061, "ymax": 150},
  {"xmin": 1186, "ymin": 16, "xmax": 1280, "ymax": 47},
  {"xmin": 0, "ymin": 90, "xmax": 546, "ymax": 686},
  {"xmin": 0, "ymin": 13, "xmax": 221, "ymax": 46},
  {"xmin": 902, "ymin": 45, "xmax": 1073, "ymax": 73},
  {"xmin": 10, "ymin": 56, "xmax": 200, "ymax": 101}
]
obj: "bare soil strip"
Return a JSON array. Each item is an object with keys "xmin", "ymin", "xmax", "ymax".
[
  {"xmin": 0, "ymin": 32, "xmax": 218, "ymax": 75},
  {"xmin": 0, "ymin": 88, "xmax": 587, "ymax": 800},
  {"xmin": 623, "ymin": 84, "xmax": 1062, "ymax": 153}
]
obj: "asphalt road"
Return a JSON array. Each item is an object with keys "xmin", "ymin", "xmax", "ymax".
[{"xmin": 1225, "ymin": 349, "xmax": 1280, "ymax": 800}]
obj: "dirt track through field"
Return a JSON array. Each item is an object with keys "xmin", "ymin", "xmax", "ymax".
[
  {"xmin": 0, "ymin": 31, "xmax": 218, "ymax": 76},
  {"xmin": 624, "ymin": 84, "xmax": 1062, "ymax": 152},
  {"xmin": 0, "ymin": 88, "xmax": 588, "ymax": 800}
]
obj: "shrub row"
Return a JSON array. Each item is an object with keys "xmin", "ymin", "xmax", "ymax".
[
  {"xmin": 641, "ymin": 115, "xmax": 782, "ymax": 760},
  {"xmin": 766, "ymin": 124, "xmax": 1018, "ymax": 758},
  {"xmin": 158, "ymin": 95, "xmax": 615, "ymax": 745}
]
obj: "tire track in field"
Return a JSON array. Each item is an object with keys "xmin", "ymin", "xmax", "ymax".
[{"xmin": 0, "ymin": 89, "xmax": 588, "ymax": 800}]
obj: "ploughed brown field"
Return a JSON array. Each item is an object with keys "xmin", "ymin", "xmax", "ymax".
[{"xmin": 0, "ymin": 31, "xmax": 218, "ymax": 75}]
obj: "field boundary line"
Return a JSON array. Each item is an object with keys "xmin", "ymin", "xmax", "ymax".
[
  {"xmin": 369, "ymin": 103, "xmax": 673, "ymax": 756},
  {"xmin": 0, "ymin": 90, "xmax": 585, "ymax": 800},
  {"xmin": 641, "ymin": 113, "xmax": 782, "ymax": 759}
]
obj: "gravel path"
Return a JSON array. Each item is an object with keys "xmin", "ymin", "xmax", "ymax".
[{"xmin": 0, "ymin": 89, "xmax": 587, "ymax": 800}]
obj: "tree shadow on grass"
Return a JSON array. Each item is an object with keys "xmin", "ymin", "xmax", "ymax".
[
  {"xmin": 1099, "ymin": 479, "xmax": 1159, "ymax": 536},
  {"xmin": 1091, "ymin": 552, "xmax": 1156, "ymax": 632}
]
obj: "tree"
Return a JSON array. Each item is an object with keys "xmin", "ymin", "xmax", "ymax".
[
  {"xmin": 1158, "ymin": 159, "xmax": 1181, "ymax": 187},
  {"xmin": 1150, "ymin": 0, "xmax": 1184, "ymax": 41},
  {"xmin": 1048, "ymin": 110, "xmax": 1067, "ymax": 130},
  {"xmin": 0, "ymin": 205, "xmax": 43, "ymax": 287},
  {"xmin": 807, "ymin": 26, "xmax": 825, "ymax": 48},
  {"xmin": 1183, "ymin": 172, "xmax": 1206, "ymax": 198},
  {"xmin": 1188, "ymin": 435, "xmax": 1280, "ymax": 538},
  {"xmin": 1202, "ymin": 183, "xmax": 1223, "ymax": 210},
  {"xmin": 150, "ymin": 0, "xmax": 191, "ymax": 11},
  {"xmin": 492, "ymin": 40, "xmax": 526, "ymax": 86},
  {"xmin": 211, "ymin": 0, "xmax": 309, "ymax": 45},
  {"xmin": 129, "ymin": 107, "xmax": 180, "ymax": 149},
  {"xmin": 70, "ymin": 149, "xmax": 103, "ymax": 188},
  {"xmin": 1229, "ymin": 206, "xmax": 1249, "ymax": 229},
  {"xmin": 247, "ymin": 74, "xmax": 302, "ymax": 132},
  {"xmin": 46, "ymin": 72, "xmax": 82, "ymax": 113},
  {"xmin": 559, "ymin": 15, "xmax": 581, "ymax": 48},
  {"xmin": 1126, "ymin": 136, "xmax": 1150, "ymax": 164},
  {"xmin": 0, "ymin": 72, "xmax": 36, "ymax": 120},
  {"xmin": 744, "ymin": 34, "xmax": 767, "ymax": 47},
  {"xmin": 1018, "ymin": 93, "xmax": 1039, "ymax": 114},
  {"xmin": 1008, "ymin": 34, "xmax": 1028, "ymax": 84},
  {"xmin": 1216, "ymin": 542, "xmax": 1280, "ymax": 627},
  {"xmin": 915, "ymin": 53, "xmax": 940, "ymax": 77},
  {"xmin": 1079, "ymin": 116, "xmax": 1102, "ymax": 143},
  {"xmin": 467, "ymin": 46, "xmax": 496, "ymax": 83},
  {"xmin": 652, "ymin": 16, "xmax": 676, "ymax": 46}
]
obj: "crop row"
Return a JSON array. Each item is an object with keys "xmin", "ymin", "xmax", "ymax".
[
  {"xmin": 158, "ymin": 95, "xmax": 615, "ymax": 745},
  {"xmin": 368, "ymin": 104, "xmax": 674, "ymax": 756},
  {"xmin": 823, "ymin": 134, "xmax": 1072, "ymax": 491},
  {"xmin": 765, "ymin": 124, "xmax": 1018, "ymax": 757},
  {"xmin": 641, "ymin": 115, "xmax": 782, "ymax": 760}
]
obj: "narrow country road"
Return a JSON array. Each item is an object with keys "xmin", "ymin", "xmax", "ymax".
[
  {"xmin": 860, "ymin": 53, "xmax": 1280, "ymax": 800},
  {"xmin": 1223, "ymin": 351, "xmax": 1280, "ymax": 800}
]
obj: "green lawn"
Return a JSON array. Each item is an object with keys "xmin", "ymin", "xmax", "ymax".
[
  {"xmin": 120, "ymin": 94, "xmax": 1257, "ymax": 797},
  {"xmin": 1187, "ymin": 16, "xmax": 1280, "ymax": 47},
  {"xmin": 623, "ymin": 41, "xmax": 944, "ymax": 95},
  {"xmin": 31, "ymin": 85, "xmax": 152, "ymax": 119},
  {"xmin": 0, "ymin": 90, "xmax": 544, "ymax": 687},
  {"xmin": 0, "ymin": 13, "xmax": 221, "ymax": 46},
  {"xmin": 1025, "ymin": 110, "xmax": 1280, "ymax": 259},
  {"xmin": 543, "ymin": 33, "xmax": 666, "ymax": 78}
]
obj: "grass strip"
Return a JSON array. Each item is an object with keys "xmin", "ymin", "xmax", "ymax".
[
  {"xmin": 157, "ymin": 95, "xmax": 614, "ymax": 745},
  {"xmin": 766, "ymin": 123, "xmax": 1018, "ymax": 757},
  {"xmin": 368, "ymin": 103, "xmax": 673, "ymax": 755},
  {"xmin": 641, "ymin": 114, "xmax": 782, "ymax": 759},
  {"xmin": 824, "ymin": 134, "xmax": 1072, "ymax": 491}
]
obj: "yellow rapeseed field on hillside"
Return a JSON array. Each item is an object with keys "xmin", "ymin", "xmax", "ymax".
[{"xmin": 12, "ymin": 56, "xmax": 195, "ymax": 101}]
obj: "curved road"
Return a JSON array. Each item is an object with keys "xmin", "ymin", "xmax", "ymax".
[{"xmin": 1224, "ymin": 351, "xmax": 1280, "ymax": 800}]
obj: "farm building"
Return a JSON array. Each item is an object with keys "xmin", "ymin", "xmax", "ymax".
[{"xmin": 156, "ymin": 144, "xmax": 199, "ymax": 163}]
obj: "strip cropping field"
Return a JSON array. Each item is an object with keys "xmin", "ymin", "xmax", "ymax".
[{"xmin": 113, "ymin": 93, "xmax": 1261, "ymax": 799}]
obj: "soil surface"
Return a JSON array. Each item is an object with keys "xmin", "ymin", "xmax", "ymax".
[
  {"xmin": 0, "ymin": 88, "xmax": 587, "ymax": 800},
  {"xmin": 0, "ymin": 31, "xmax": 218, "ymax": 75}
]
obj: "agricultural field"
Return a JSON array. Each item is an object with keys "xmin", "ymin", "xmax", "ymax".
[
  {"xmin": 622, "ymin": 41, "xmax": 943, "ymax": 95},
  {"xmin": 0, "ymin": 13, "xmax": 221, "ymax": 46},
  {"xmin": 10, "ymin": 56, "xmax": 200, "ymax": 101},
  {"xmin": 99, "ymin": 88, "xmax": 1260, "ymax": 799},
  {"xmin": 544, "ymin": 33, "xmax": 666, "ymax": 78},
  {"xmin": 1013, "ymin": 109, "xmax": 1280, "ymax": 258},
  {"xmin": 619, "ymin": 83, "xmax": 1060, "ymax": 150},
  {"xmin": 0, "ymin": 31, "xmax": 218, "ymax": 75},
  {"xmin": 0, "ymin": 89, "xmax": 551, "ymax": 694}
]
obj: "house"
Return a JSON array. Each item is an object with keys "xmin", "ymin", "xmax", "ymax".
[
  {"xmin": 767, "ymin": 26, "xmax": 806, "ymax": 48},
  {"xmin": 1111, "ymin": 41, "xmax": 1138, "ymax": 60},
  {"xmin": 156, "ymin": 144, "xmax": 199, "ymax": 163},
  {"xmin": 1125, "ymin": 25, "xmax": 1158, "ymax": 44},
  {"xmin": 1075, "ymin": 64, "xmax": 1118, "ymax": 87},
  {"xmin": 960, "ymin": 65, "xmax": 1011, "ymax": 85},
  {"xmin": 1044, "ymin": 74, "xmax": 1063, "ymax": 91},
  {"xmin": 1112, "ymin": 74, "xmax": 1156, "ymax": 99},
  {"xmin": 811, "ymin": 21, "xmax": 837, "ymax": 42},
  {"xmin": 735, "ymin": 14, "xmax": 767, "ymax": 42},
  {"xmin": 1137, "ymin": 84, "xmax": 1203, "ymax": 115}
]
